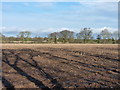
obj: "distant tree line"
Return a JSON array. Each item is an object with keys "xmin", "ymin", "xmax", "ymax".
[{"xmin": 0, "ymin": 28, "xmax": 119, "ymax": 44}]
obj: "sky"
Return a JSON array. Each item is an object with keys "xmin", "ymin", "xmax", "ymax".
[{"xmin": 1, "ymin": 1, "xmax": 118, "ymax": 37}]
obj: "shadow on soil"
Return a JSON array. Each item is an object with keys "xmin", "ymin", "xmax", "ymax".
[
  {"xmin": 2, "ymin": 49, "xmax": 65, "ymax": 89},
  {"xmin": 2, "ymin": 48, "xmax": 120, "ymax": 88},
  {"xmin": 2, "ymin": 76, "xmax": 15, "ymax": 89}
]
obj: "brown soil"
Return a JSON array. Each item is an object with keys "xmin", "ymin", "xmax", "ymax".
[{"xmin": 2, "ymin": 44, "xmax": 120, "ymax": 89}]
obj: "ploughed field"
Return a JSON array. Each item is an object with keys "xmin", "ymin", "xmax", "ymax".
[{"xmin": 2, "ymin": 44, "xmax": 120, "ymax": 88}]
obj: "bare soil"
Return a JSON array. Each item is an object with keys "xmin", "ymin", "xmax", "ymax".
[{"xmin": 2, "ymin": 44, "xmax": 120, "ymax": 89}]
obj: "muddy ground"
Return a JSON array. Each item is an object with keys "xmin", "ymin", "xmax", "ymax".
[{"xmin": 2, "ymin": 44, "xmax": 120, "ymax": 89}]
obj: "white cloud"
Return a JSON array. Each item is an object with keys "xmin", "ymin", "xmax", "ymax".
[
  {"xmin": 1, "ymin": 0, "xmax": 119, "ymax": 2},
  {"xmin": 1, "ymin": 26, "xmax": 117, "ymax": 37},
  {"xmin": 1, "ymin": 27, "xmax": 19, "ymax": 32},
  {"xmin": 79, "ymin": 0, "xmax": 119, "ymax": 2},
  {"xmin": 80, "ymin": 2, "xmax": 117, "ymax": 12},
  {"xmin": 36, "ymin": 2, "xmax": 55, "ymax": 8},
  {"xmin": 40, "ymin": 2, "xmax": 54, "ymax": 7},
  {"xmin": 23, "ymin": 3, "xmax": 29, "ymax": 6},
  {"xmin": 92, "ymin": 27, "xmax": 118, "ymax": 34}
]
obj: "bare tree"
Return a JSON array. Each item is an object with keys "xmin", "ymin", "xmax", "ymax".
[
  {"xmin": 48, "ymin": 32, "xmax": 59, "ymax": 43},
  {"xmin": 17, "ymin": 31, "xmax": 31, "ymax": 42},
  {"xmin": 59, "ymin": 30, "xmax": 74, "ymax": 43},
  {"xmin": 100, "ymin": 29, "xmax": 111, "ymax": 39},
  {"xmin": 76, "ymin": 28, "xmax": 92, "ymax": 43},
  {"xmin": 112, "ymin": 31, "xmax": 118, "ymax": 40},
  {"xmin": 0, "ymin": 33, "xmax": 6, "ymax": 43}
]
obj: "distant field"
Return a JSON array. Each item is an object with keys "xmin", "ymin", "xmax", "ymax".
[{"xmin": 2, "ymin": 44, "xmax": 119, "ymax": 88}]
